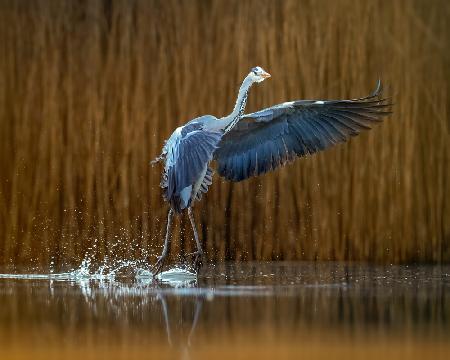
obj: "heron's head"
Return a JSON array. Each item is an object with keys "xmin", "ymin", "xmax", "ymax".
[{"xmin": 250, "ymin": 66, "xmax": 271, "ymax": 83}]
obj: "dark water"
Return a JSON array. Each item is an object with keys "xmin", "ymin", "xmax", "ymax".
[{"xmin": 0, "ymin": 262, "xmax": 449, "ymax": 359}]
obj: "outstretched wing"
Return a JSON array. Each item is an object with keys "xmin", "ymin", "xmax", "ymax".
[{"xmin": 213, "ymin": 81, "xmax": 391, "ymax": 182}]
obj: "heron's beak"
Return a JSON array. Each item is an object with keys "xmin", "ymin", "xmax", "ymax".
[{"xmin": 261, "ymin": 71, "xmax": 271, "ymax": 79}]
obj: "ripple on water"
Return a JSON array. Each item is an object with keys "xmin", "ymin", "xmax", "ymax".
[{"xmin": 0, "ymin": 256, "xmax": 199, "ymax": 289}]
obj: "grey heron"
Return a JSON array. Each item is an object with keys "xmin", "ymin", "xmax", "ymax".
[{"xmin": 151, "ymin": 66, "xmax": 391, "ymax": 275}]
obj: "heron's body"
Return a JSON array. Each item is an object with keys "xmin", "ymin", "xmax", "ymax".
[
  {"xmin": 151, "ymin": 67, "xmax": 391, "ymax": 275},
  {"xmin": 159, "ymin": 116, "xmax": 221, "ymax": 213}
]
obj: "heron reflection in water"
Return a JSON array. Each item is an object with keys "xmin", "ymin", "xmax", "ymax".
[
  {"xmin": 156, "ymin": 288, "xmax": 203, "ymax": 350},
  {"xmin": 74, "ymin": 271, "xmax": 204, "ymax": 354},
  {"xmin": 139, "ymin": 273, "xmax": 204, "ymax": 355},
  {"xmin": 152, "ymin": 67, "xmax": 391, "ymax": 275}
]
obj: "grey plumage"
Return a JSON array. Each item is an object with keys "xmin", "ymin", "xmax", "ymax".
[
  {"xmin": 214, "ymin": 80, "xmax": 390, "ymax": 181},
  {"xmin": 151, "ymin": 67, "xmax": 391, "ymax": 276},
  {"xmin": 161, "ymin": 119, "xmax": 222, "ymax": 213}
]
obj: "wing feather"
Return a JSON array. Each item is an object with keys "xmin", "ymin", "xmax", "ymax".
[
  {"xmin": 214, "ymin": 82, "xmax": 391, "ymax": 182},
  {"xmin": 163, "ymin": 126, "xmax": 222, "ymax": 212}
]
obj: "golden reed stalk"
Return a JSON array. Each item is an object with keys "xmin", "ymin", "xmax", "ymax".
[{"xmin": 0, "ymin": 0, "xmax": 448, "ymax": 266}]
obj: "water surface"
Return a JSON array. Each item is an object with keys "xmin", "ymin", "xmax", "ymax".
[{"xmin": 0, "ymin": 262, "xmax": 449, "ymax": 359}]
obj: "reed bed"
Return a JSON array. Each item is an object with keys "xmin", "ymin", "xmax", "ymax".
[{"xmin": 0, "ymin": 0, "xmax": 449, "ymax": 266}]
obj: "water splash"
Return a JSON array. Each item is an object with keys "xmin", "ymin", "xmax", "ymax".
[
  {"xmin": 140, "ymin": 267, "xmax": 198, "ymax": 286},
  {"xmin": 0, "ymin": 254, "xmax": 197, "ymax": 286}
]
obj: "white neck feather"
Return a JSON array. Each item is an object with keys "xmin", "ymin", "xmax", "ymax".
[{"xmin": 218, "ymin": 73, "xmax": 255, "ymax": 133}]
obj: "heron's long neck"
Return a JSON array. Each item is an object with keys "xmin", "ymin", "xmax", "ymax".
[{"xmin": 221, "ymin": 75, "xmax": 254, "ymax": 133}]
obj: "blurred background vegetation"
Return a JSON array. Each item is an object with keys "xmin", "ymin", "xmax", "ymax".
[{"xmin": 0, "ymin": 0, "xmax": 448, "ymax": 266}]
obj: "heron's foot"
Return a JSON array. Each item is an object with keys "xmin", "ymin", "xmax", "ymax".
[
  {"xmin": 188, "ymin": 250, "xmax": 204, "ymax": 273},
  {"xmin": 152, "ymin": 253, "xmax": 167, "ymax": 277}
]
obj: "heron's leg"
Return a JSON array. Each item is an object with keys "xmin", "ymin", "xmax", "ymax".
[
  {"xmin": 187, "ymin": 207, "xmax": 203, "ymax": 272},
  {"xmin": 152, "ymin": 208, "xmax": 174, "ymax": 276}
]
